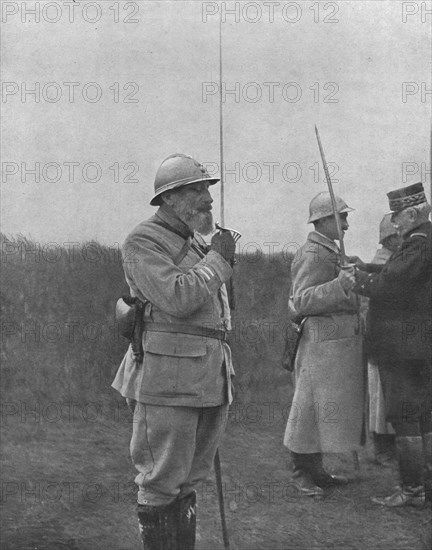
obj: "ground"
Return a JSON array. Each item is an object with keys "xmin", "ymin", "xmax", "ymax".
[
  {"xmin": 1, "ymin": 245, "xmax": 430, "ymax": 548},
  {"xmin": 1, "ymin": 395, "xmax": 430, "ymax": 550}
]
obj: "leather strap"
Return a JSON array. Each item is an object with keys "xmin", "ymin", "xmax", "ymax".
[
  {"xmin": 152, "ymin": 215, "xmax": 201, "ymax": 265},
  {"xmin": 143, "ymin": 322, "xmax": 227, "ymax": 342},
  {"xmin": 153, "ymin": 214, "xmax": 192, "ymax": 240}
]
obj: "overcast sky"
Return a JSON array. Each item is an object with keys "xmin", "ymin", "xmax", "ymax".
[{"xmin": 2, "ymin": 0, "xmax": 431, "ymax": 260}]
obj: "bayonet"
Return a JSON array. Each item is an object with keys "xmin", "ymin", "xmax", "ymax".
[{"xmin": 315, "ymin": 125, "xmax": 347, "ymax": 266}]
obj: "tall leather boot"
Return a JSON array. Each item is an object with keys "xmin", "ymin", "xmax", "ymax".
[
  {"xmin": 372, "ymin": 432, "xmax": 396, "ymax": 467},
  {"xmin": 372, "ymin": 435, "xmax": 425, "ymax": 507},
  {"xmin": 423, "ymin": 432, "xmax": 432, "ymax": 503},
  {"xmin": 137, "ymin": 499, "xmax": 178, "ymax": 550},
  {"xmin": 309, "ymin": 453, "xmax": 348, "ymax": 488},
  {"xmin": 290, "ymin": 452, "xmax": 323, "ymax": 496},
  {"xmin": 177, "ymin": 491, "xmax": 196, "ymax": 550},
  {"xmin": 398, "ymin": 436, "xmax": 425, "ymax": 488}
]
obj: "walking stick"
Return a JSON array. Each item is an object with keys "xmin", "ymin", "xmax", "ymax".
[{"xmin": 214, "ymin": 449, "xmax": 230, "ymax": 550}]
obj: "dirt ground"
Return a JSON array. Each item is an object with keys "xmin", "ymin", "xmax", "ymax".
[{"xmin": 1, "ymin": 394, "xmax": 431, "ymax": 550}]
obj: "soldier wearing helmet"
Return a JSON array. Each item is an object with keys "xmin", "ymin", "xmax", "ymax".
[
  {"xmin": 307, "ymin": 191, "xmax": 353, "ymax": 224},
  {"xmin": 283, "ymin": 191, "xmax": 364, "ymax": 497},
  {"xmin": 352, "ymin": 183, "xmax": 432, "ymax": 507},
  {"xmin": 112, "ymin": 154, "xmax": 237, "ymax": 548},
  {"xmin": 366, "ymin": 214, "xmax": 400, "ymax": 467}
]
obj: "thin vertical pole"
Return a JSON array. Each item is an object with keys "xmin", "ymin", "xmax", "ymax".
[{"xmin": 219, "ymin": 13, "xmax": 225, "ymax": 226}]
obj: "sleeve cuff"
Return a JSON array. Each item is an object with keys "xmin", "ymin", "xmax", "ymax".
[
  {"xmin": 335, "ymin": 277, "xmax": 351, "ymax": 297},
  {"xmin": 202, "ymin": 250, "xmax": 233, "ymax": 283},
  {"xmin": 353, "ymin": 270, "xmax": 372, "ymax": 293}
]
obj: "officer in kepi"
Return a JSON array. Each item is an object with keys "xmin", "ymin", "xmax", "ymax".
[
  {"xmin": 365, "ymin": 214, "xmax": 400, "ymax": 467},
  {"xmin": 112, "ymin": 154, "xmax": 237, "ymax": 549},
  {"xmin": 283, "ymin": 192, "xmax": 364, "ymax": 497},
  {"xmin": 351, "ymin": 182, "xmax": 432, "ymax": 507}
]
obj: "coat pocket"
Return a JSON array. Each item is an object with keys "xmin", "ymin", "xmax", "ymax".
[
  {"xmin": 141, "ymin": 332, "xmax": 207, "ymax": 397},
  {"xmin": 144, "ymin": 332, "xmax": 207, "ymax": 357}
]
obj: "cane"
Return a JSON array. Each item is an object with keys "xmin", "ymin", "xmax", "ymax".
[{"xmin": 214, "ymin": 449, "xmax": 230, "ymax": 550}]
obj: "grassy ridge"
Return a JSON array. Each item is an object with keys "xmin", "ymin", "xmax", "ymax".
[
  {"xmin": 0, "ymin": 235, "xmax": 293, "ymax": 406},
  {"xmin": 1, "ymin": 235, "xmax": 128, "ymax": 404}
]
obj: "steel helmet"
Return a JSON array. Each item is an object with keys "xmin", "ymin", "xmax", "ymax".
[
  {"xmin": 150, "ymin": 153, "xmax": 219, "ymax": 206},
  {"xmin": 307, "ymin": 192, "xmax": 354, "ymax": 223},
  {"xmin": 378, "ymin": 213, "xmax": 398, "ymax": 244}
]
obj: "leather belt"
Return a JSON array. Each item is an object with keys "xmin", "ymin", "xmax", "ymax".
[{"xmin": 143, "ymin": 322, "xmax": 227, "ymax": 342}]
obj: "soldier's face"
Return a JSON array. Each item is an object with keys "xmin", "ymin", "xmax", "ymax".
[
  {"xmin": 179, "ymin": 182, "xmax": 213, "ymax": 210},
  {"xmin": 317, "ymin": 213, "xmax": 349, "ymax": 240},
  {"xmin": 168, "ymin": 182, "xmax": 215, "ymax": 235}
]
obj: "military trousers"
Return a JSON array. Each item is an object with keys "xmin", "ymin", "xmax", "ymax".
[{"xmin": 129, "ymin": 402, "xmax": 228, "ymax": 506}]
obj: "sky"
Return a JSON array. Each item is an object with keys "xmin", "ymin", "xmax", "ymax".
[{"xmin": 1, "ymin": 0, "xmax": 431, "ymax": 260}]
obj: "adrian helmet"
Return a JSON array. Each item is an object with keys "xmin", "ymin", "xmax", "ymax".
[
  {"xmin": 378, "ymin": 213, "xmax": 398, "ymax": 244},
  {"xmin": 150, "ymin": 153, "xmax": 219, "ymax": 206},
  {"xmin": 307, "ymin": 192, "xmax": 354, "ymax": 223}
]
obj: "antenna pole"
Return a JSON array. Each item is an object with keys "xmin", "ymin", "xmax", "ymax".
[{"xmin": 219, "ymin": 14, "xmax": 225, "ymax": 226}]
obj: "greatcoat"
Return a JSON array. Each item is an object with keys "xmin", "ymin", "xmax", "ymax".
[{"xmin": 284, "ymin": 231, "xmax": 365, "ymax": 454}]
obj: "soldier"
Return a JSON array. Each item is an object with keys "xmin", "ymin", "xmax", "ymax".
[
  {"xmin": 112, "ymin": 154, "xmax": 236, "ymax": 548},
  {"xmin": 352, "ymin": 182, "xmax": 432, "ymax": 507},
  {"xmin": 366, "ymin": 215, "xmax": 400, "ymax": 466},
  {"xmin": 283, "ymin": 192, "xmax": 364, "ymax": 496}
]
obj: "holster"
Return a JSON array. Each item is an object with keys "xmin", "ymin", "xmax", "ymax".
[
  {"xmin": 281, "ymin": 317, "xmax": 306, "ymax": 372},
  {"xmin": 115, "ymin": 296, "xmax": 146, "ymax": 363}
]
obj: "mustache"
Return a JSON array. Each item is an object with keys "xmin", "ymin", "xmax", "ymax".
[{"xmin": 173, "ymin": 199, "xmax": 215, "ymax": 235}]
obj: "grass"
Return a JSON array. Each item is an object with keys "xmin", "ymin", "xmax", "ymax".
[{"xmin": 1, "ymin": 234, "xmax": 430, "ymax": 549}]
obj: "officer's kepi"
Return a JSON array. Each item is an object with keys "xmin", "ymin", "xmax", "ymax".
[{"xmin": 387, "ymin": 182, "xmax": 426, "ymax": 218}]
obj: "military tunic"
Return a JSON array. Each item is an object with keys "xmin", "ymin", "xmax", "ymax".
[
  {"xmin": 112, "ymin": 204, "xmax": 234, "ymax": 407},
  {"xmin": 354, "ymin": 221, "xmax": 432, "ymax": 423}
]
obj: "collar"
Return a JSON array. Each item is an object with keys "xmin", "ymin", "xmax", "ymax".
[
  {"xmin": 154, "ymin": 204, "xmax": 194, "ymax": 239},
  {"xmin": 307, "ymin": 230, "xmax": 340, "ymax": 255},
  {"xmin": 403, "ymin": 221, "xmax": 431, "ymax": 241}
]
